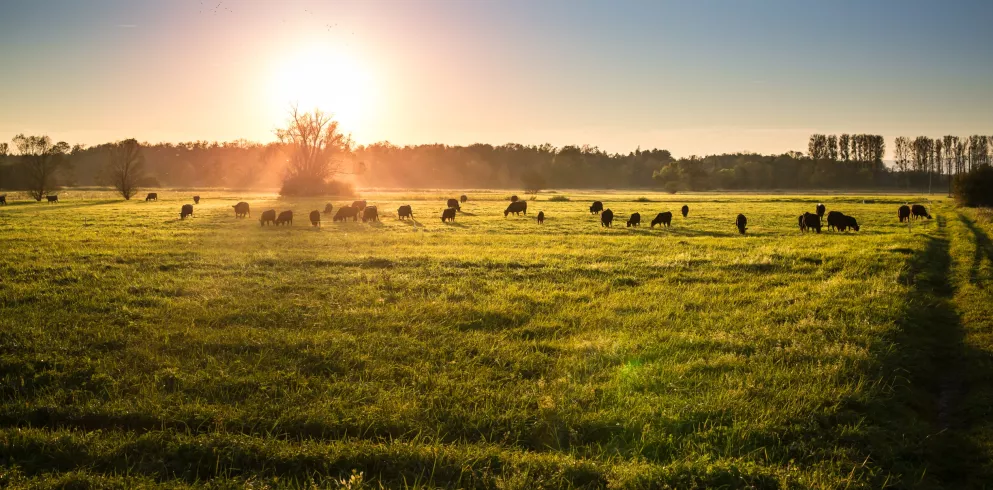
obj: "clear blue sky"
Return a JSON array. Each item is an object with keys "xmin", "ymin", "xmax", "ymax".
[{"xmin": 1, "ymin": 0, "xmax": 991, "ymax": 156}]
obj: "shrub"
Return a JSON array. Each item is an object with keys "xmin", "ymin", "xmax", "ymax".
[
  {"xmin": 548, "ymin": 195, "xmax": 570, "ymax": 202},
  {"xmin": 279, "ymin": 176, "xmax": 355, "ymax": 197},
  {"xmin": 663, "ymin": 182, "xmax": 680, "ymax": 194},
  {"xmin": 634, "ymin": 197, "xmax": 653, "ymax": 202},
  {"xmin": 954, "ymin": 166, "xmax": 993, "ymax": 207}
]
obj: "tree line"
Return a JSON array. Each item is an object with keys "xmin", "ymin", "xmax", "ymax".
[{"xmin": 2, "ymin": 127, "xmax": 992, "ymax": 199}]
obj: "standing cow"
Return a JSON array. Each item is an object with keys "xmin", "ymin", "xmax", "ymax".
[
  {"xmin": 275, "ymin": 210, "xmax": 293, "ymax": 226},
  {"xmin": 590, "ymin": 201, "xmax": 604, "ymax": 215},
  {"xmin": 536, "ymin": 211, "xmax": 545, "ymax": 224},
  {"xmin": 180, "ymin": 204, "xmax": 194, "ymax": 219},
  {"xmin": 193, "ymin": 195, "xmax": 200, "ymax": 204},
  {"xmin": 324, "ymin": 203, "xmax": 334, "ymax": 214},
  {"xmin": 460, "ymin": 195, "xmax": 468, "ymax": 204},
  {"xmin": 145, "ymin": 193, "xmax": 158, "ymax": 201},
  {"xmin": 0, "ymin": 195, "xmax": 6, "ymax": 205},
  {"xmin": 681, "ymin": 205, "xmax": 689, "ymax": 218},
  {"xmin": 447, "ymin": 198, "xmax": 461, "ymax": 211},
  {"xmin": 46, "ymin": 195, "xmax": 59, "ymax": 203},
  {"xmin": 351, "ymin": 200, "xmax": 367, "ymax": 211},
  {"xmin": 736, "ymin": 214, "xmax": 747, "ymax": 235},
  {"xmin": 626, "ymin": 212, "xmax": 641, "ymax": 227},
  {"xmin": 898, "ymin": 205, "xmax": 911, "ymax": 223},
  {"xmin": 441, "ymin": 208, "xmax": 456, "ymax": 222},
  {"xmin": 260, "ymin": 209, "xmax": 276, "ymax": 226},
  {"xmin": 651, "ymin": 212, "xmax": 672, "ymax": 228},
  {"xmin": 504, "ymin": 200, "xmax": 527, "ymax": 216},
  {"xmin": 911, "ymin": 204, "xmax": 932, "ymax": 220},
  {"xmin": 233, "ymin": 202, "xmax": 250, "ymax": 218},
  {"xmin": 815, "ymin": 203, "xmax": 826, "ymax": 218},
  {"xmin": 362, "ymin": 206, "xmax": 379, "ymax": 222},
  {"xmin": 310, "ymin": 210, "xmax": 321, "ymax": 227},
  {"xmin": 800, "ymin": 212, "xmax": 821, "ymax": 233},
  {"xmin": 398, "ymin": 205, "xmax": 413, "ymax": 220},
  {"xmin": 601, "ymin": 209, "xmax": 614, "ymax": 227},
  {"xmin": 333, "ymin": 206, "xmax": 358, "ymax": 222}
]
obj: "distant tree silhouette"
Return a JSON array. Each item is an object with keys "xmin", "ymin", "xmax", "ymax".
[
  {"xmin": 521, "ymin": 169, "xmax": 547, "ymax": 197},
  {"xmin": 12, "ymin": 134, "xmax": 71, "ymax": 201},
  {"xmin": 106, "ymin": 138, "xmax": 145, "ymax": 200},
  {"xmin": 276, "ymin": 107, "xmax": 353, "ymax": 196}
]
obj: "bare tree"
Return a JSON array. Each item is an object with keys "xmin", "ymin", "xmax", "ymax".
[
  {"xmin": 276, "ymin": 107, "xmax": 353, "ymax": 195},
  {"xmin": 106, "ymin": 139, "xmax": 145, "ymax": 200},
  {"xmin": 12, "ymin": 134, "xmax": 70, "ymax": 201}
]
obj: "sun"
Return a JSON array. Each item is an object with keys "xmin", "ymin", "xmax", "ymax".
[{"xmin": 270, "ymin": 43, "xmax": 374, "ymax": 132}]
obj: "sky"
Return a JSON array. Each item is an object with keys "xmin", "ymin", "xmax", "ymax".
[{"xmin": 1, "ymin": 0, "xmax": 991, "ymax": 157}]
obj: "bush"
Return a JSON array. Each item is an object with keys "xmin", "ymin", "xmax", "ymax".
[
  {"xmin": 634, "ymin": 197, "xmax": 653, "ymax": 202},
  {"xmin": 663, "ymin": 182, "xmax": 680, "ymax": 194},
  {"xmin": 280, "ymin": 176, "xmax": 355, "ymax": 197},
  {"xmin": 548, "ymin": 195, "xmax": 570, "ymax": 202},
  {"xmin": 954, "ymin": 166, "xmax": 993, "ymax": 207}
]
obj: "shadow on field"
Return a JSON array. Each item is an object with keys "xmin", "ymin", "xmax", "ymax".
[
  {"xmin": 958, "ymin": 213, "xmax": 993, "ymax": 286},
  {"xmin": 862, "ymin": 215, "xmax": 993, "ymax": 486}
]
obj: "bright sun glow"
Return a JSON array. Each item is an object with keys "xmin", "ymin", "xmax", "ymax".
[{"xmin": 270, "ymin": 43, "xmax": 374, "ymax": 134}]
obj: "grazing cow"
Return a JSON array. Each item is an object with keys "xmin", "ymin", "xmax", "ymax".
[
  {"xmin": 797, "ymin": 214, "xmax": 807, "ymax": 232},
  {"xmin": 828, "ymin": 211, "xmax": 860, "ymax": 232},
  {"xmin": 193, "ymin": 195, "xmax": 200, "ymax": 204},
  {"xmin": 460, "ymin": 194, "xmax": 468, "ymax": 204},
  {"xmin": 310, "ymin": 210, "xmax": 321, "ymax": 227},
  {"xmin": 816, "ymin": 203, "xmax": 826, "ymax": 218},
  {"xmin": 275, "ymin": 210, "xmax": 293, "ymax": 226},
  {"xmin": 510, "ymin": 195, "xmax": 519, "ymax": 202},
  {"xmin": 233, "ymin": 202, "xmax": 250, "ymax": 218},
  {"xmin": 504, "ymin": 200, "xmax": 528, "ymax": 216},
  {"xmin": 324, "ymin": 203, "xmax": 333, "ymax": 214},
  {"xmin": 145, "ymin": 192, "xmax": 158, "ymax": 202},
  {"xmin": 736, "ymin": 214, "xmax": 747, "ymax": 235},
  {"xmin": 590, "ymin": 201, "xmax": 604, "ymax": 215},
  {"xmin": 398, "ymin": 204, "xmax": 413, "ymax": 220},
  {"xmin": 801, "ymin": 212, "xmax": 821, "ymax": 233},
  {"xmin": 651, "ymin": 212, "xmax": 672, "ymax": 228},
  {"xmin": 536, "ymin": 211, "xmax": 545, "ymax": 224},
  {"xmin": 333, "ymin": 206, "xmax": 359, "ymax": 222},
  {"xmin": 362, "ymin": 206, "xmax": 379, "ymax": 222},
  {"xmin": 180, "ymin": 204, "xmax": 194, "ymax": 219},
  {"xmin": 442, "ymin": 207, "xmax": 456, "ymax": 222},
  {"xmin": 681, "ymin": 205, "xmax": 689, "ymax": 218},
  {"xmin": 0, "ymin": 195, "xmax": 6, "ymax": 205},
  {"xmin": 447, "ymin": 198, "xmax": 461, "ymax": 211},
  {"xmin": 898, "ymin": 205, "xmax": 911, "ymax": 223},
  {"xmin": 46, "ymin": 195, "xmax": 59, "ymax": 203},
  {"xmin": 260, "ymin": 209, "xmax": 276, "ymax": 226},
  {"xmin": 626, "ymin": 212, "xmax": 641, "ymax": 227},
  {"xmin": 351, "ymin": 200, "xmax": 367, "ymax": 211},
  {"xmin": 911, "ymin": 204, "xmax": 932, "ymax": 220},
  {"xmin": 601, "ymin": 209, "xmax": 614, "ymax": 227}
]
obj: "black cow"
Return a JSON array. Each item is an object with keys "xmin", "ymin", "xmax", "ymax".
[
  {"xmin": 626, "ymin": 212, "xmax": 641, "ymax": 227},
  {"xmin": 310, "ymin": 210, "xmax": 321, "ymax": 227},
  {"xmin": 816, "ymin": 203, "xmax": 826, "ymax": 218},
  {"xmin": 180, "ymin": 204, "xmax": 194, "ymax": 219},
  {"xmin": 362, "ymin": 206, "xmax": 379, "ymax": 222},
  {"xmin": 797, "ymin": 214, "xmax": 807, "ymax": 232},
  {"xmin": 275, "ymin": 210, "xmax": 293, "ymax": 226},
  {"xmin": 145, "ymin": 192, "xmax": 158, "ymax": 201},
  {"xmin": 447, "ymin": 198, "xmax": 461, "ymax": 211},
  {"xmin": 651, "ymin": 212, "xmax": 672, "ymax": 228},
  {"xmin": 233, "ymin": 202, "xmax": 250, "ymax": 218},
  {"xmin": 351, "ymin": 200, "xmax": 367, "ymax": 211},
  {"xmin": 736, "ymin": 214, "xmax": 747, "ymax": 234},
  {"xmin": 536, "ymin": 211, "xmax": 545, "ymax": 224},
  {"xmin": 333, "ymin": 206, "xmax": 359, "ymax": 222},
  {"xmin": 398, "ymin": 205, "xmax": 413, "ymax": 220},
  {"xmin": 323, "ymin": 203, "xmax": 334, "ymax": 214},
  {"xmin": 827, "ymin": 211, "xmax": 860, "ymax": 232},
  {"xmin": 801, "ymin": 212, "xmax": 821, "ymax": 233},
  {"xmin": 460, "ymin": 194, "xmax": 468, "ymax": 204},
  {"xmin": 0, "ymin": 195, "xmax": 6, "ymax": 205},
  {"xmin": 46, "ymin": 195, "xmax": 59, "ymax": 203},
  {"xmin": 601, "ymin": 209, "xmax": 614, "ymax": 227},
  {"xmin": 912, "ymin": 204, "xmax": 932, "ymax": 220},
  {"xmin": 681, "ymin": 205, "xmax": 689, "ymax": 218},
  {"xmin": 590, "ymin": 201, "xmax": 603, "ymax": 215},
  {"xmin": 260, "ymin": 209, "xmax": 276, "ymax": 226},
  {"xmin": 504, "ymin": 200, "xmax": 527, "ymax": 216},
  {"xmin": 193, "ymin": 195, "xmax": 200, "ymax": 204},
  {"xmin": 898, "ymin": 205, "xmax": 911, "ymax": 223},
  {"xmin": 442, "ymin": 207, "xmax": 456, "ymax": 222},
  {"xmin": 510, "ymin": 195, "xmax": 519, "ymax": 202}
]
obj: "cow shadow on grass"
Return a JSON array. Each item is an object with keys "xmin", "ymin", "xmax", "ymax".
[
  {"xmin": 458, "ymin": 211, "xmax": 478, "ymax": 217},
  {"xmin": 443, "ymin": 221, "xmax": 468, "ymax": 228},
  {"xmin": 958, "ymin": 213, "xmax": 993, "ymax": 286},
  {"xmin": 855, "ymin": 216, "xmax": 993, "ymax": 487}
]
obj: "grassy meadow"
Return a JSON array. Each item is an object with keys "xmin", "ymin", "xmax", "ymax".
[{"xmin": 1, "ymin": 189, "xmax": 991, "ymax": 488}]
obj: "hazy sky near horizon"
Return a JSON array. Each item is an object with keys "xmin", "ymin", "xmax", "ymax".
[{"xmin": 1, "ymin": 0, "xmax": 991, "ymax": 157}]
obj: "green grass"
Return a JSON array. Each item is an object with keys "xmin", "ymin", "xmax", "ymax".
[{"xmin": 0, "ymin": 189, "xmax": 985, "ymax": 488}]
